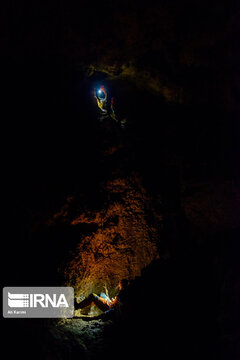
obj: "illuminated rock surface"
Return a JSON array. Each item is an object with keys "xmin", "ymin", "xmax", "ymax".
[
  {"xmin": 45, "ymin": 147, "xmax": 163, "ymax": 300},
  {"xmin": 3, "ymin": 1, "xmax": 239, "ymax": 359},
  {"xmin": 64, "ymin": 175, "xmax": 160, "ymax": 298}
]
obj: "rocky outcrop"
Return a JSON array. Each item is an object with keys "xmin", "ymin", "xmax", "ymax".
[{"xmin": 47, "ymin": 173, "xmax": 162, "ymax": 300}]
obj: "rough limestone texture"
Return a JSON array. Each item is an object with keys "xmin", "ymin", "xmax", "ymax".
[{"xmin": 48, "ymin": 173, "xmax": 162, "ymax": 299}]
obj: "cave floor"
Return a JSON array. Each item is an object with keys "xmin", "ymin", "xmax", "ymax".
[{"xmin": 45, "ymin": 317, "xmax": 115, "ymax": 359}]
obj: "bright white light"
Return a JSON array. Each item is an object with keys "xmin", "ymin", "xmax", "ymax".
[{"xmin": 98, "ymin": 90, "xmax": 102, "ymax": 94}]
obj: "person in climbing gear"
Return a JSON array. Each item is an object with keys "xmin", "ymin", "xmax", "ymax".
[
  {"xmin": 94, "ymin": 85, "xmax": 107, "ymax": 113},
  {"xmin": 74, "ymin": 279, "xmax": 128, "ymax": 313},
  {"xmin": 93, "ymin": 85, "xmax": 125, "ymax": 126}
]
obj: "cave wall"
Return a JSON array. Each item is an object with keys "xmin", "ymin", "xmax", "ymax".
[
  {"xmin": 3, "ymin": 1, "xmax": 239, "ymax": 110},
  {"xmin": 46, "ymin": 173, "xmax": 162, "ymax": 298}
]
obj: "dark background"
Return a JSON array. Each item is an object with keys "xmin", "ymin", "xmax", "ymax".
[{"xmin": 1, "ymin": 1, "xmax": 239, "ymax": 359}]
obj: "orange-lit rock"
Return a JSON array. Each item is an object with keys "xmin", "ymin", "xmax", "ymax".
[{"xmin": 49, "ymin": 174, "xmax": 162, "ymax": 299}]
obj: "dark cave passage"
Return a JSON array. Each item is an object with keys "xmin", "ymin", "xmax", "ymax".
[
  {"xmin": 4, "ymin": 67, "xmax": 239, "ymax": 360},
  {"xmin": 5, "ymin": 66, "xmax": 235, "ymax": 285},
  {"xmin": 3, "ymin": 1, "xmax": 240, "ymax": 358}
]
